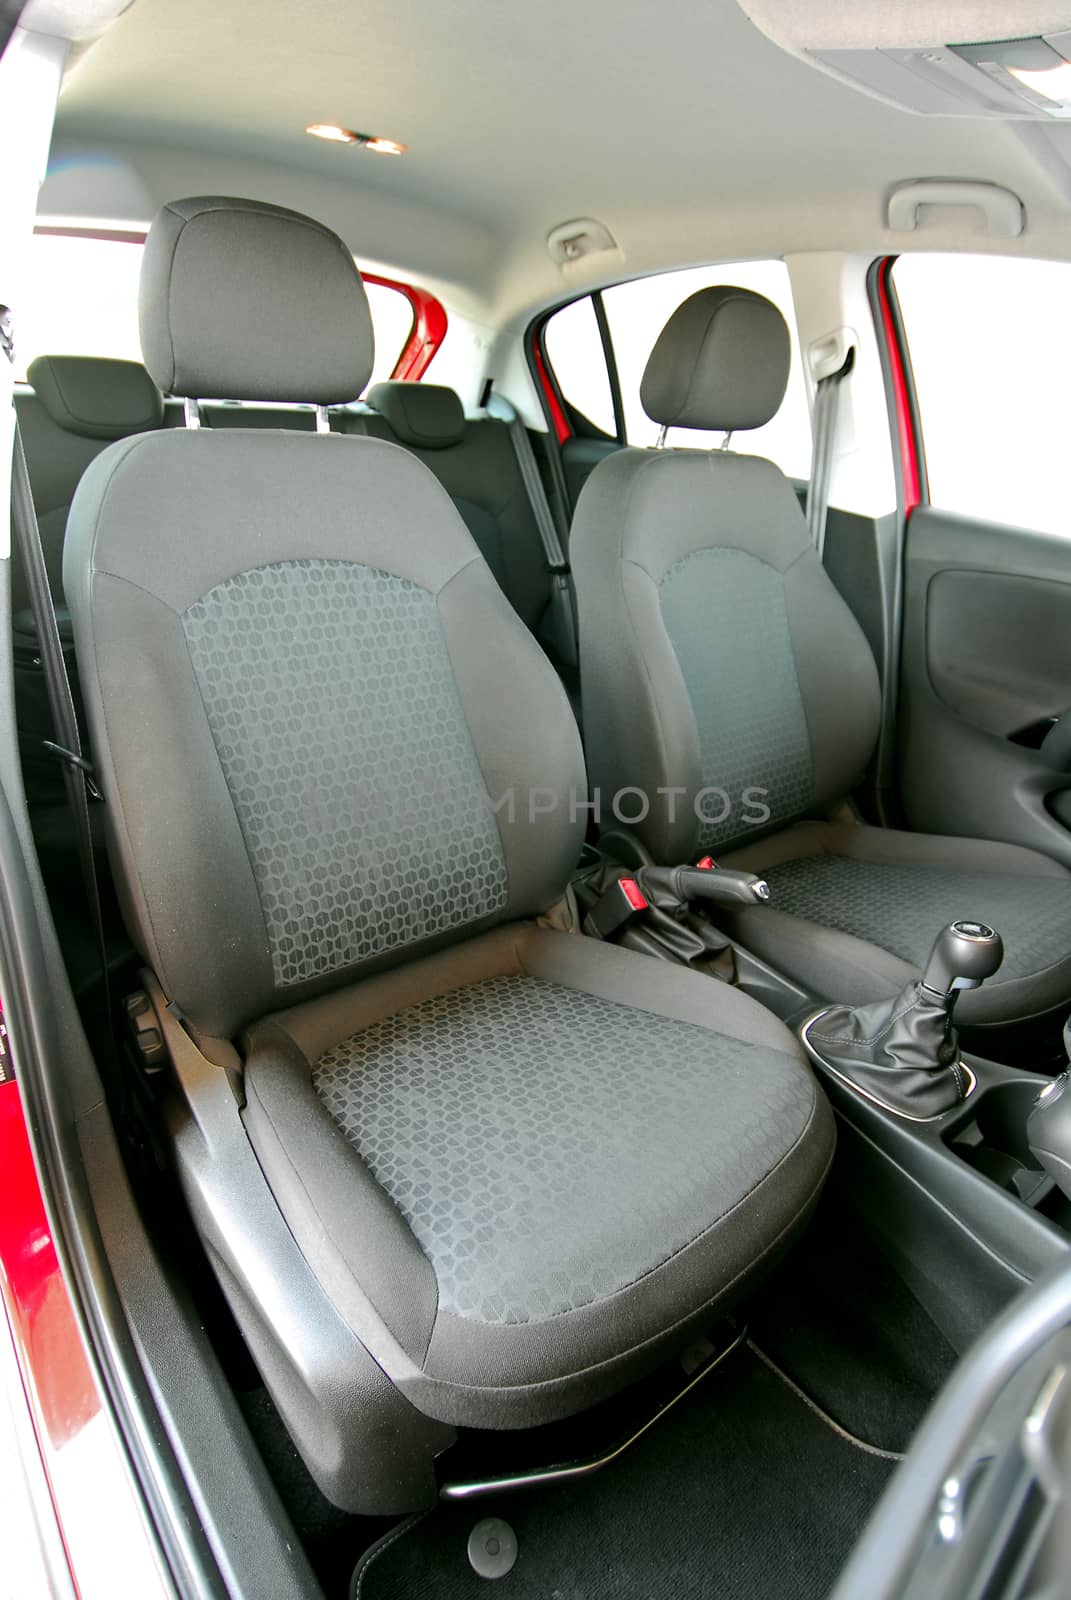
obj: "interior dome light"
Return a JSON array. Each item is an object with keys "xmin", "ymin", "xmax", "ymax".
[
  {"xmin": 1007, "ymin": 61, "xmax": 1071, "ymax": 106},
  {"xmin": 305, "ymin": 123, "xmax": 358, "ymax": 143},
  {"xmin": 305, "ymin": 125, "xmax": 407, "ymax": 154}
]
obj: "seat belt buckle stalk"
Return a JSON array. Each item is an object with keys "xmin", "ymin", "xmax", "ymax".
[{"xmin": 582, "ymin": 877, "xmax": 649, "ymax": 941}]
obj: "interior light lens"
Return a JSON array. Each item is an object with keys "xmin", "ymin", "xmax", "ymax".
[
  {"xmin": 306, "ymin": 123, "xmax": 359, "ymax": 143},
  {"xmin": 1007, "ymin": 61, "xmax": 1071, "ymax": 105},
  {"xmin": 364, "ymin": 137, "xmax": 407, "ymax": 156}
]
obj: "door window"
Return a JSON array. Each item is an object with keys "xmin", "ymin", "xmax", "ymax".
[{"xmin": 893, "ymin": 253, "xmax": 1071, "ymax": 536}]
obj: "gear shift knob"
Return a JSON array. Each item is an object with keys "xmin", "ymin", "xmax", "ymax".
[{"xmin": 921, "ymin": 921, "xmax": 1004, "ymax": 998}]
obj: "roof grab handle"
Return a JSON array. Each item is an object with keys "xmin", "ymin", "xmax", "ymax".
[{"xmin": 887, "ymin": 179, "xmax": 1025, "ymax": 237}]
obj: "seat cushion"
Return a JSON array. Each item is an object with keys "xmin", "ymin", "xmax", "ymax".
[
  {"xmin": 720, "ymin": 822, "xmax": 1071, "ymax": 1028},
  {"xmin": 242, "ymin": 923, "xmax": 834, "ymax": 1429}
]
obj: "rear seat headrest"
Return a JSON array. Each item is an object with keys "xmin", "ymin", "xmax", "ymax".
[
  {"xmin": 139, "ymin": 195, "xmax": 373, "ymax": 404},
  {"xmin": 640, "ymin": 285, "xmax": 790, "ymax": 433},
  {"xmin": 27, "ymin": 355, "xmax": 164, "ymax": 440},
  {"xmin": 366, "ymin": 381, "xmax": 466, "ymax": 449}
]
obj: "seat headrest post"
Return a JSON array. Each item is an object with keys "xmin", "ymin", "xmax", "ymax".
[
  {"xmin": 184, "ymin": 396, "xmax": 201, "ymax": 430},
  {"xmin": 640, "ymin": 286, "xmax": 790, "ymax": 435},
  {"xmin": 139, "ymin": 196, "xmax": 374, "ymax": 405}
]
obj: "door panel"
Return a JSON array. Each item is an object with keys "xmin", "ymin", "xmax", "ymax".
[
  {"xmin": 925, "ymin": 569, "xmax": 1071, "ymax": 736},
  {"xmin": 900, "ymin": 506, "xmax": 1071, "ymax": 866}
]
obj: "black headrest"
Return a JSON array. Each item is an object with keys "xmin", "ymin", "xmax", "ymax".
[
  {"xmin": 640, "ymin": 286, "xmax": 790, "ymax": 433},
  {"xmin": 366, "ymin": 382, "xmax": 466, "ymax": 449},
  {"xmin": 138, "ymin": 195, "xmax": 373, "ymax": 403},
  {"xmin": 27, "ymin": 355, "xmax": 164, "ymax": 440}
]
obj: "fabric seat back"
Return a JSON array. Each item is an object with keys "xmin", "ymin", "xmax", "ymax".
[
  {"xmin": 64, "ymin": 196, "xmax": 585, "ymax": 1040},
  {"xmin": 570, "ymin": 286, "xmax": 881, "ymax": 863},
  {"xmin": 355, "ymin": 382, "xmax": 555, "ymax": 635}
]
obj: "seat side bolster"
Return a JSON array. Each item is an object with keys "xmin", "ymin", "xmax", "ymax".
[
  {"xmin": 784, "ymin": 553, "xmax": 881, "ymax": 812},
  {"xmin": 243, "ymin": 1019, "xmax": 440, "ymax": 1365},
  {"xmin": 572, "ymin": 449, "xmax": 706, "ymax": 862},
  {"xmin": 437, "ymin": 561, "xmax": 586, "ymax": 918}
]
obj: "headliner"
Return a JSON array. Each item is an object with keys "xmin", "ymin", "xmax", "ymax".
[{"xmin": 40, "ymin": 0, "xmax": 1071, "ymax": 321}]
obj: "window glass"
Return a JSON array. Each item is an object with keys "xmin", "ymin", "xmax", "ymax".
[
  {"xmin": 15, "ymin": 233, "xmax": 144, "ymax": 378},
  {"xmin": 600, "ymin": 260, "xmax": 812, "ymax": 476},
  {"xmin": 894, "ymin": 253, "xmax": 1071, "ymax": 536},
  {"xmin": 363, "ymin": 281, "xmax": 416, "ymax": 386},
  {"xmin": 15, "ymin": 229, "xmax": 415, "ymax": 392},
  {"xmin": 542, "ymin": 294, "xmax": 616, "ymax": 436}
]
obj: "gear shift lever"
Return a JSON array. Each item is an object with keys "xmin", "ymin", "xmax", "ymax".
[{"xmin": 801, "ymin": 921, "xmax": 1004, "ymax": 1120}]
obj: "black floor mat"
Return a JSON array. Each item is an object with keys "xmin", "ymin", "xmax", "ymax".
[
  {"xmin": 351, "ymin": 1344, "xmax": 894, "ymax": 1600},
  {"xmin": 745, "ymin": 1187, "xmax": 959, "ymax": 1454}
]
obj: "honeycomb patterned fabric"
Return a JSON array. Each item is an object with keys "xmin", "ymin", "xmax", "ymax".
[
  {"xmin": 312, "ymin": 974, "xmax": 814, "ymax": 1326},
  {"xmin": 183, "ymin": 560, "xmax": 508, "ymax": 988},
  {"xmin": 762, "ymin": 855, "xmax": 1071, "ymax": 982},
  {"xmin": 658, "ymin": 547, "xmax": 813, "ymax": 851}
]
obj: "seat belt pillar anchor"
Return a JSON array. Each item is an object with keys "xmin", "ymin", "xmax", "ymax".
[{"xmin": 42, "ymin": 740, "xmax": 102, "ymax": 800}]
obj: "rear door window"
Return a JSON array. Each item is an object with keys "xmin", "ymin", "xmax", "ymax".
[
  {"xmin": 542, "ymin": 294, "xmax": 617, "ymax": 437},
  {"xmin": 540, "ymin": 259, "xmax": 811, "ymax": 476},
  {"xmin": 602, "ymin": 260, "xmax": 811, "ymax": 475}
]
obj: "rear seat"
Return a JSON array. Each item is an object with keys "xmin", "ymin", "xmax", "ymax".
[
  {"xmin": 15, "ymin": 364, "xmax": 571, "ymax": 670},
  {"xmin": 354, "ymin": 382, "xmax": 560, "ymax": 644},
  {"xmin": 15, "ymin": 356, "xmax": 167, "ymax": 617}
]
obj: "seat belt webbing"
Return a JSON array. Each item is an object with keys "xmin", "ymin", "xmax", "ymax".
[
  {"xmin": 485, "ymin": 392, "xmax": 578, "ymax": 667},
  {"xmin": 489, "ymin": 394, "xmax": 568, "ymax": 572},
  {"xmin": 10, "ymin": 418, "xmax": 106, "ymax": 966},
  {"xmin": 805, "ymin": 347, "xmax": 854, "ymax": 560}
]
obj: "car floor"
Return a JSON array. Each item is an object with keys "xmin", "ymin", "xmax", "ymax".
[
  {"xmin": 231, "ymin": 1185, "xmax": 957, "ymax": 1600},
  {"xmin": 351, "ymin": 1340, "xmax": 895, "ymax": 1600}
]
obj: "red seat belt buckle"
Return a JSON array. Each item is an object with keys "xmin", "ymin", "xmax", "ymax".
[
  {"xmin": 620, "ymin": 878, "xmax": 647, "ymax": 911},
  {"xmin": 696, "ymin": 856, "xmax": 716, "ymax": 870},
  {"xmin": 583, "ymin": 876, "xmax": 649, "ymax": 940}
]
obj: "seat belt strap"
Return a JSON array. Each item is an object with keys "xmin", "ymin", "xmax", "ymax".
[
  {"xmin": 9, "ymin": 416, "xmax": 107, "ymax": 965},
  {"xmin": 485, "ymin": 391, "xmax": 578, "ymax": 667},
  {"xmin": 487, "ymin": 392, "xmax": 568, "ymax": 571},
  {"xmin": 805, "ymin": 347, "xmax": 854, "ymax": 559}
]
